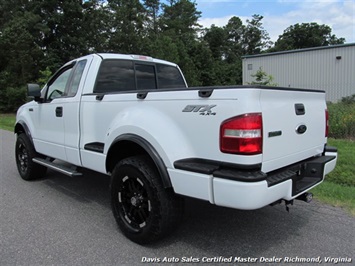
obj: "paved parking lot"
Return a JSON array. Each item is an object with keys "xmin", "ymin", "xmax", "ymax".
[{"xmin": 1, "ymin": 129, "xmax": 354, "ymax": 265}]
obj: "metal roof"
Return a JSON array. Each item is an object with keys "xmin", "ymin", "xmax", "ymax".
[{"xmin": 242, "ymin": 43, "xmax": 355, "ymax": 59}]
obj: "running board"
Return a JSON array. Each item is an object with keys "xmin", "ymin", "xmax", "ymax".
[{"xmin": 33, "ymin": 158, "xmax": 82, "ymax": 177}]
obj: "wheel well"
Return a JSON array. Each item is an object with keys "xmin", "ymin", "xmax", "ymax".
[
  {"xmin": 106, "ymin": 137, "xmax": 172, "ymax": 188},
  {"xmin": 14, "ymin": 122, "xmax": 34, "ymax": 146},
  {"xmin": 106, "ymin": 140, "xmax": 146, "ymax": 173},
  {"xmin": 14, "ymin": 123, "xmax": 25, "ymax": 134}
]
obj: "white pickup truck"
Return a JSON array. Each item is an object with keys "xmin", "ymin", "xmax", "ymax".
[{"xmin": 15, "ymin": 53, "xmax": 337, "ymax": 244}]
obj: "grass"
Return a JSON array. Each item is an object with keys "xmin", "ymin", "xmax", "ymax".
[
  {"xmin": 311, "ymin": 138, "xmax": 355, "ymax": 216},
  {"xmin": 0, "ymin": 113, "xmax": 16, "ymax": 131},
  {"xmin": 328, "ymin": 102, "xmax": 355, "ymax": 139},
  {"xmin": 1, "ymin": 113, "xmax": 354, "ymax": 215},
  {"xmin": 311, "ymin": 182, "xmax": 355, "ymax": 216},
  {"xmin": 323, "ymin": 139, "xmax": 355, "ymax": 187}
]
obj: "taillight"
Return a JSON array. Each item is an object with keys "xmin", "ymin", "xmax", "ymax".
[
  {"xmin": 325, "ymin": 109, "xmax": 329, "ymax": 137},
  {"xmin": 220, "ymin": 113, "xmax": 262, "ymax": 155}
]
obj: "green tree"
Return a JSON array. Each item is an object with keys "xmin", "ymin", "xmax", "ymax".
[
  {"xmin": 202, "ymin": 21, "xmax": 243, "ymax": 86},
  {"xmin": 39, "ymin": 0, "xmax": 90, "ymax": 65},
  {"xmin": 159, "ymin": 0, "xmax": 202, "ymax": 85},
  {"xmin": 0, "ymin": 10, "xmax": 43, "ymax": 87},
  {"xmin": 224, "ymin": 16, "xmax": 244, "ymax": 59},
  {"xmin": 143, "ymin": 0, "xmax": 161, "ymax": 35},
  {"xmin": 107, "ymin": 0, "xmax": 146, "ymax": 54},
  {"xmin": 0, "ymin": 0, "xmax": 280, "ymax": 109},
  {"xmin": 82, "ymin": 0, "xmax": 111, "ymax": 53},
  {"xmin": 146, "ymin": 35, "xmax": 180, "ymax": 63},
  {"xmin": 202, "ymin": 15, "xmax": 271, "ymax": 86},
  {"xmin": 37, "ymin": 67, "xmax": 53, "ymax": 87},
  {"xmin": 160, "ymin": 0, "xmax": 201, "ymax": 40},
  {"xmin": 249, "ymin": 67, "xmax": 277, "ymax": 86},
  {"xmin": 242, "ymin": 14, "xmax": 272, "ymax": 55},
  {"xmin": 0, "ymin": 0, "xmax": 96, "ymax": 112},
  {"xmin": 272, "ymin": 22, "xmax": 345, "ymax": 51},
  {"xmin": 203, "ymin": 25, "xmax": 228, "ymax": 60}
]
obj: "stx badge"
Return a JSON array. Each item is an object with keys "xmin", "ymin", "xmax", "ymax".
[{"xmin": 182, "ymin": 105, "xmax": 217, "ymax": 116}]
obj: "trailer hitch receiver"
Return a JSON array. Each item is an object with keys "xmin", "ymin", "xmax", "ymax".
[{"xmin": 296, "ymin": 192, "xmax": 313, "ymax": 203}]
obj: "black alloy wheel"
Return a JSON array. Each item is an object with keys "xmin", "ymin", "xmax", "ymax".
[
  {"xmin": 118, "ymin": 174, "xmax": 151, "ymax": 231},
  {"xmin": 16, "ymin": 140, "xmax": 29, "ymax": 175},
  {"xmin": 15, "ymin": 133, "xmax": 47, "ymax": 180},
  {"xmin": 111, "ymin": 155, "xmax": 183, "ymax": 244}
]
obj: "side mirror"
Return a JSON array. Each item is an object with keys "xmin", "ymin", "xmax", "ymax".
[
  {"xmin": 27, "ymin": 83, "xmax": 42, "ymax": 102},
  {"xmin": 27, "ymin": 83, "xmax": 41, "ymax": 97}
]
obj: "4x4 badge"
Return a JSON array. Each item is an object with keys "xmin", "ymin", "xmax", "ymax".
[{"xmin": 182, "ymin": 105, "xmax": 217, "ymax": 115}]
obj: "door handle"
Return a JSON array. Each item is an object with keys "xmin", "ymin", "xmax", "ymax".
[
  {"xmin": 295, "ymin": 103, "xmax": 305, "ymax": 115},
  {"xmin": 56, "ymin": 106, "xmax": 63, "ymax": 117}
]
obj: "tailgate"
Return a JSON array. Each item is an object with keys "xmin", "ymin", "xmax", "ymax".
[{"xmin": 260, "ymin": 88, "xmax": 327, "ymax": 173}]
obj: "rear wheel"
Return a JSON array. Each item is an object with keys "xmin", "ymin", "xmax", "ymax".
[
  {"xmin": 15, "ymin": 133, "xmax": 47, "ymax": 180},
  {"xmin": 110, "ymin": 155, "xmax": 183, "ymax": 244}
]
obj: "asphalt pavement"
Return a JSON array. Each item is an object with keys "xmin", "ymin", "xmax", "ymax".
[{"xmin": 1, "ymin": 129, "xmax": 354, "ymax": 266}]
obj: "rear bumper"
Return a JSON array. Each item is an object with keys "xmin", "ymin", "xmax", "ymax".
[{"xmin": 171, "ymin": 146, "xmax": 337, "ymax": 210}]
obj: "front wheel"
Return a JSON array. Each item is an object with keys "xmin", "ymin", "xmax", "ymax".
[
  {"xmin": 110, "ymin": 155, "xmax": 183, "ymax": 244},
  {"xmin": 15, "ymin": 133, "xmax": 47, "ymax": 180}
]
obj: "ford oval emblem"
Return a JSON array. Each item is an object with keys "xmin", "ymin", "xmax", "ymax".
[{"xmin": 296, "ymin": 124, "xmax": 307, "ymax": 134}]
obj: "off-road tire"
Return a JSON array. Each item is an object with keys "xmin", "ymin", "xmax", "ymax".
[
  {"xmin": 110, "ymin": 155, "xmax": 184, "ymax": 244},
  {"xmin": 15, "ymin": 133, "xmax": 47, "ymax": 180}
]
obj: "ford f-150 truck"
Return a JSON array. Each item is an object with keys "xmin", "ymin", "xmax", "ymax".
[{"xmin": 15, "ymin": 53, "xmax": 337, "ymax": 244}]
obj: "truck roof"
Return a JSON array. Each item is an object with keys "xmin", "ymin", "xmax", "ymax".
[{"xmin": 95, "ymin": 53, "xmax": 178, "ymax": 67}]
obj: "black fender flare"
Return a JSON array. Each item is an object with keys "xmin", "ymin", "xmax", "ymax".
[
  {"xmin": 107, "ymin": 134, "xmax": 172, "ymax": 188},
  {"xmin": 14, "ymin": 120, "xmax": 34, "ymax": 146}
]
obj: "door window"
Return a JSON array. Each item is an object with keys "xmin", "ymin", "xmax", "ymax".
[
  {"xmin": 94, "ymin": 60, "xmax": 135, "ymax": 93},
  {"xmin": 67, "ymin": 60, "xmax": 87, "ymax": 97},
  {"xmin": 46, "ymin": 67, "xmax": 73, "ymax": 101}
]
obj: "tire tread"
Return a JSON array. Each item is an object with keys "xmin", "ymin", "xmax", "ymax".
[{"xmin": 111, "ymin": 155, "xmax": 183, "ymax": 244}]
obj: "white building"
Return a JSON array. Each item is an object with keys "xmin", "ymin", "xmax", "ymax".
[{"xmin": 242, "ymin": 43, "xmax": 355, "ymax": 102}]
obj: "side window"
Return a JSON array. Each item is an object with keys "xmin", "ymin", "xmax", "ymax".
[
  {"xmin": 157, "ymin": 64, "xmax": 186, "ymax": 89},
  {"xmin": 94, "ymin": 60, "xmax": 135, "ymax": 93},
  {"xmin": 67, "ymin": 60, "xmax": 87, "ymax": 97},
  {"xmin": 136, "ymin": 64, "xmax": 156, "ymax": 90},
  {"xmin": 46, "ymin": 67, "xmax": 73, "ymax": 101}
]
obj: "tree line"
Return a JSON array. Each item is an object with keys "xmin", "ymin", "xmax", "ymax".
[{"xmin": 0, "ymin": 0, "xmax": 345, "ymax": 112}]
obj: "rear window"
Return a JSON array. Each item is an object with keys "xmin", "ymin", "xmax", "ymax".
[
  {"xmin": 157, "ymin": 64, "xmax": 186, "ymax": 89},
  {"xmin": 136, "ymin": 64, "xmax": 156, "ymax": 90},
  {"xmin": 94, "ymin": 59, "xmax": 185, "ymax": 93}
]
